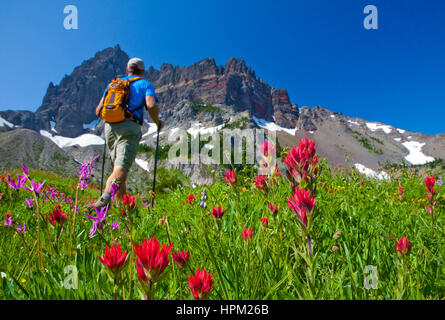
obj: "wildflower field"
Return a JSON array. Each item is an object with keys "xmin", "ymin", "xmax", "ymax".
[{"xmin": 0, "ymin": 138, "xmax": 444, "ymax": 300}]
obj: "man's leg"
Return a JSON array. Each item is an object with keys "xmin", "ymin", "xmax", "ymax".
[{"xmin": 94, "ymin": 166, "xmax": 128, "ymax": 209}]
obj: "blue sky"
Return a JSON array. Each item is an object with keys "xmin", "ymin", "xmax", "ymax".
[{"xmin": 0, "ymin": 0, "xmax": 444, "ymax": 134}]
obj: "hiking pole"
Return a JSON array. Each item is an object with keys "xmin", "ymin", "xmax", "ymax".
[
  {"xmin": 100, "ymin": 120, "xmax": 106, "ymax": 194},
  {"xmin": 151, "ymin": 126, "xmax": 160, "ymax": 208}
]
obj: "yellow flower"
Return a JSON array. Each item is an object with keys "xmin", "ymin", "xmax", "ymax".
[{"xmin": 21, "ymin": 279, "xmax": 26, "ymax": 284}]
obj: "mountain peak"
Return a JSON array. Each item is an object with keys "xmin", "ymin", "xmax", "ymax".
[{"xmin": 224, "ymin": 57, "xmax": 248, "ymax": 75}]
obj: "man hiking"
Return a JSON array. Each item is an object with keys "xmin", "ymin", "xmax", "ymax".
[{"xmin": 93, "ymin": 57, "xmax": 163, "ymax": 210}]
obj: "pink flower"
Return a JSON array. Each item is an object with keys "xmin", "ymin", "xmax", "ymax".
[
  {"xmin": 287, "ymin": 186, "xmax": 316, "ymax": 228},
  {"xmin": 224, "ymin": 170, "xmax": 237, "ymax": 186},
  {"xmin": 134, "ymin": 236, "xmax": 173, "ymax": 283},
  {"xmin": 172, "ymin": 250, "xmax": 190, "ymax": 268},
  {"xmin": 99, "ymin": 243, "xmax": 128, "ymax": 276},
  {"xmin": 260, "ymin": 217, "xmax": 269, "ymax": 228},
  {"xmin": 283, "ymin": 137, "xmax": 318, "ymax": 185},
  {"xmin": 268, "ymin": 202, "xmax": 278, "ymax": 216},
  {"xmin": 241, "ymin": 228, "xmax": 253, "ymax": 241},
  {"xmin": 253, "ymin": 175, "xmax": 268, "ymax": 191},
  {"xmin": 395, "ymin": 237, "xmax": 412, "ymax": 256},
  {"xmin": 186, "ymin": 194, "xmax": 196, "ymax": 206},
  {"xmin": 259, "ymin": 140, "xmax": 276, "ymax": 157},
  {"xmin": 188, "ymin": 268, "xmax": 214, "ymax": 300},
  {"xmin": 424, "ymin": 176, "xmax": 435, "ymax": 196},
  {"xmin": 210, "ymin": 204, "xmax": 225, "ymax": 220}
]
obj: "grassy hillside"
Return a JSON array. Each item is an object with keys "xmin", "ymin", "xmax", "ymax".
[{"xmin": 0, "ymin": 139, "xmax": 443, "ymax": 300}]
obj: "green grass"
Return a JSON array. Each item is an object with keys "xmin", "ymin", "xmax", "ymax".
[
  {"xmin": 191, "ymin": 101, "xmax": 222, "ymax": 113},
  {"xmin": 351, "ymin": 130, "xmax": 384, "ymax": 155},
  {"xmin": 0, "ymin": 152, "xmax": 443, "ymax": 300}
]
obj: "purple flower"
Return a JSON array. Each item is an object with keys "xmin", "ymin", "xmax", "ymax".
[
  {"xmin": 110, "ymin": 181, "xmax": 119, "ymax": 201},
  {"xmin": 79, "ymin": 179, "xmax": 90, "ymax": 191},
  {"xmin": 84, "ymin": 204, "xmax": 109, "ymax": 238},
  {"xmin": 111, "ymin": 220, "xmax": 121, "ymax": 230},
  {"xmin": 3, "ymin": 217, "xmax": 13, "ymax": 227},
  {"xmin": 20, "ymin": 164, "xmax": 29, "ymax": 176},
  {"xmin": 7, "ymin": 174, "xmax": 27, "ymax": 190},
  {"xmin": 22, "ymin": 178, "xmax": 46, "ymax": 194},
  {"xmin": 16, "ymin": 223, "xmax": 25, "ymax": 234},
  {"xmin": 77, "ymin": 155, "xmax": 99, "ymax": 179},
  {"xmin": 25, "ymin": 197, "xmax": 33, "ymax": 208}
]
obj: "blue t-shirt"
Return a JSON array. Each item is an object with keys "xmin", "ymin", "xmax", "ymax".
[{"xmin": 103, "ymin": 75, "xmax": 158, "ymax": 124}]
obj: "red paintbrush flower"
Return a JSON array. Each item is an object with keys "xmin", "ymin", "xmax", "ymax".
[
  {"xmin": 172, "ymin": 250, "xmax": 190, "ymax": 268},
  {"xmin": 260, "ymin": 217, "xmax": 269, "ymax": 228},
  {"xmin": 134, "ymin": 236, "xmax": 173, "ymax": 283},
  {"xmin": 253, "ymin": 175, "xmax": 268, "ymax": 191},
  {"xmin": 398, "ymin": 185, "xmax": 404, "ymax": 199},
  {"xmin": 259, "ymin": 140, "xmax": 277, "ymax": 157},
  {"xmin": 188, "ymin": 268, "xmax": 214, "ymax": 300},
  {"xmin": 424, "ymin": 176, "xmax": 435, "ymax": 196},
  {"xmin": 395, "ymin": 237, "xmax": 412, "ymax": 256},
  {"xmin": 283, "ymin": 137, "xmax": 318, "ymax": 186},
  {"xmin": 241, "ymin": 228, "xmax": 253, "ymax": 241},
  {"xmin": 287, "ymin": 186, "xmax": 316, "ymax": 228},
  {"xmin": 121, "ymin": 194, "xmax": 137, "ymax": 209},
  {"xmin": 224, "ymin": 170, "xmax": 237, "ymax": 186},
  {"xmin": 268, "ymin": 202, "xmax": 278, "ymax": 216},
  {"xmin": 45, "ymin": 205, "xmax": 69, "ymax": 226},
  {"xmin": 98, "ymin": 243, "xmax": 128, "ymax": 276},
  {"xmin": 210, "ymin": 204, "xmax": 225, "ymax": 220},
  {"xmin": 186, "ymin": 194, "xmax": 196, "ymax": 206}
]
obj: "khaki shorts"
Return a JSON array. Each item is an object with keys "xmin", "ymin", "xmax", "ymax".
[{"xmin": 104, "ymin": 120, "xmax": 142, "ymax": 170}]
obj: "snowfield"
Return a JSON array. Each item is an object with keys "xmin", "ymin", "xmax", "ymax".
[
  {"xmin": 366, "ymin": 122, "xmax": 392, "ymax": 134},
  {"xmin": 401, "ymin": 141, "xmax": 435, "ymax": 165},
  {"xmin": 187, "ymin": 123, "xmax": 224, "ymax": 137},
  {"xmin": 83, "ymin": 119, "xmax": 100, "ymax": 131},
  {"xmin": 40, "ymin": 130, "xmax": 104, "ymax": 148},
  {"xmin": 354, "ymin": 163, "xmax": 389, "ymax": 180},
  {"xmin": 0, "ymin": 116, "xmax": 14, "ymax": 128},
  {"xmin": 252, "ymin": 116, "xmax": 298, "ymax": 136},
  {"xmin": 135, "ymin": 158, "xmax": 150, "ymax": 172},
  {"xmin": 142, "ymin": 122, "xmax": 158, "ymax": 138},
  {"xmin": 348, "ymin": 120, "xmax": 360, "ymax": 126}
]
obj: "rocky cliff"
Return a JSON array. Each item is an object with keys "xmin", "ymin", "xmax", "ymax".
[{"xmin": 0, "ymin": 45, "xmax": 298, "ymax": 137}]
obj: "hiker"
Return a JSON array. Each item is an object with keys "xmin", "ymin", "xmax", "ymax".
[{"xmin": 93, "ymin": 57, "xmax": 163, "ymax": 209}]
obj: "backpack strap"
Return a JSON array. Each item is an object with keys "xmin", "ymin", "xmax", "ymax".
[{"xmin": 128, "ymin": 76, "xmax": 142, "ymax": 83}]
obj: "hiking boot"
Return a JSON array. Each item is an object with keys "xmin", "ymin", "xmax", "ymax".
[{"xmin": 93, "ymin": 195, "xmax": 111, "ymax": 210}]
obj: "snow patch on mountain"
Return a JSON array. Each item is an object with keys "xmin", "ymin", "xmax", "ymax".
[
  {"xmin": 142, "ymin": 123, "xmax": 158, "ymax": 138},
  {"xmin": 252, "ymin": 115, "xmax": 297, "ymax": 136},
  {"xmin": 348, "ymin": 120, "xmax": 360, "ymax": 126},
  {"xmin": 354, "ymin": 163, "xmax": 389, "ymax": 180},
  {"xmin": 187, "ymin": 123, "xmax": 224, "ymax": 137},
  {"xmin": 135, "ymin": 158, "xmax": 150, "ymax": 172},
  {"xmin": 40, "ymin": 130, "xmax": 104, "ymax": 148},
  {"xmin": 366, "ymin": 122, "xmax": 392, "ymax": 134},
  {"xmin": 401, "ymin": 141, "xmax": 435, "ymax": 165},
  {"xmin": 83, "ymin": 119, "xmax": 100, "ymax": 130},
  {"xmin": 0, "ymin": 116, "xmax": 14, "ymax": 128},
  {"xmin": 50, "ymin": 121, "xmax": 57, "ymax": 133}
]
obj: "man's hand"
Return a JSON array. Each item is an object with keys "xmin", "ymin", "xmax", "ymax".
[
  {"xmin": 96, "ymin": 98, "xmax": 104, "ymax": 118},
  {"xmin": 145, "ymin": 95, "xmax": 163, "ymax": 131}
]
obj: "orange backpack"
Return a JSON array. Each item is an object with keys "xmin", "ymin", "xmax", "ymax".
[{"xmin": 101, "ymin": 77, "xmax": 142, "ymax": 123}]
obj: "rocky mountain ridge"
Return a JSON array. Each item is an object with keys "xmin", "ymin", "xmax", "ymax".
[{"xmin": 0, "ymin": 45, "xmax": 444, "ymax": 186}]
